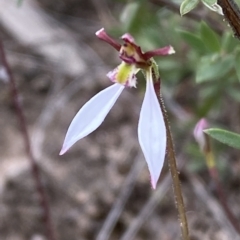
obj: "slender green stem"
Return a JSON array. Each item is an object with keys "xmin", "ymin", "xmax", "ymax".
[{"xmin": 151, "ymin": 67, "xmax": 190, "ymax": 240}]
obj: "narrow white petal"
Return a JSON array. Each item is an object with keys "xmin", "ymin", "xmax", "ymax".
[
  {"xmin": 60, "ymin": 83, "xmax": 124, "ymax": 155},
  {"xmin": 138, "ymin": 73, "xmax": 166, "ymax": 189}
]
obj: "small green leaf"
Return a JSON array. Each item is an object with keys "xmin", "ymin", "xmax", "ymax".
[
  {"xmin": 196, "ymin": 54, "xmax": 234, "ymax": 83},
  {"xmin": 201, "ymin": 0, "xmax": 223, "ymax": 14},
  {"xmin": 204, "ymin": 128, "xmax": 240, "ymax": 150},
  {"xmin": 200, "ymin": 21, "xmax": 221, "ymax": 52},
  {"xmin": 201, "ymin": 0, "xmax": 216, "ymax": 5},
  {"xmin": 235, "ymin": 49, "xmax": 240, "ymax": 82},
  {"xmin": 177, "ymin": 29, "xmax": 206, "ymax": 53},
  {"xmin": 180, "ymin": 0, "xmax": 199, "ymax": 16}
]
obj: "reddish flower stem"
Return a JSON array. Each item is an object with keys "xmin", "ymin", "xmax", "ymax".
[
  {"xmin": 153, "ymin": 77, "xmax": 190, "ymax": 240},
  {"xmin": 0, "ymin": 40, "xmax": 57, "ymax": 240},
  {"xmin": 158, "ymin": 94, "xmax": 190, "ymax": 240}
]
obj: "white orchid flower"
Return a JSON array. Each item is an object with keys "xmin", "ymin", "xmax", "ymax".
[{"xmin": 60, "ymin": 28, "xmax": 175, "ymax": 189}]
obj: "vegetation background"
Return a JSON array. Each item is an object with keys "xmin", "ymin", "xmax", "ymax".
[{"xmin": 0, "ymin": 0, "xmax": 240, "ymax": 239}]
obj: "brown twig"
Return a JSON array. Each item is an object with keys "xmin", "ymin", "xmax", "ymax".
[
  {"xmin": 217, "ymin": 0, "xmax": 240, "ymax": 39},
  {"xmin": 0, "ymin": 40, "xmax": 57, "ymax": 240}
]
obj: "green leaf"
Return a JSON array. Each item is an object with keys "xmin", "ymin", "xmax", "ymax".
[
  {"xmin": 204, "ymin": 128, "xmax": 240, "ymax": 150},
  {"xmin": 177, "ymin": 29, "xmax": 207, "ymax": 53},
  {"xmin": 200, "ymin": 21, "xmax": 221, "ymax": 52},
  {"xmin": 235, "ymin": 49, "xmax": 240, "ymax": 82},
  {"xmin": 180, "ymin": 0, "xmax": 199, "ymax": 16},
  {"xmin": 201, "ymin": 0, "xmax": 216, "ymax": 5},
  {"xmin": 201, "ymin": 0, "xmax": 223, "ymax": 14},
  {"xmin": 196, "ymin": 54, "xmax": 234, "ymax": 83}
]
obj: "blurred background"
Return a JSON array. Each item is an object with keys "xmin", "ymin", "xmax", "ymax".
[{"xmin": 0, "ymin": 0, "xmax": 240, "ymax": 239}]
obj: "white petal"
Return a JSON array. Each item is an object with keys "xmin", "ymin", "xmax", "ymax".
[
  {"xmin": 60, "ymin": 83, "xmax": 124, "ymax": 155},
  {"xmin": 138, "ymin": 73, "xmax": 166, "ymax": 189}
]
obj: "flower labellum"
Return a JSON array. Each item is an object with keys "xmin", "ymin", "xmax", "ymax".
[{"xmin": 60, "ymin": 28, "xmax": 175, "ymax": 189}]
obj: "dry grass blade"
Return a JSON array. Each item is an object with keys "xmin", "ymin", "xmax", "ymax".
[
  {"xmin": 120, "ymin": 173, "xmax": 171, "ymax": 240},
  {"xmin": 189, "ymin": 174, "xmax": 240, "ymax": 240},
  {"xmin": 96, "ymin": 152, "xmax": 145, "ymax": 240}
]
